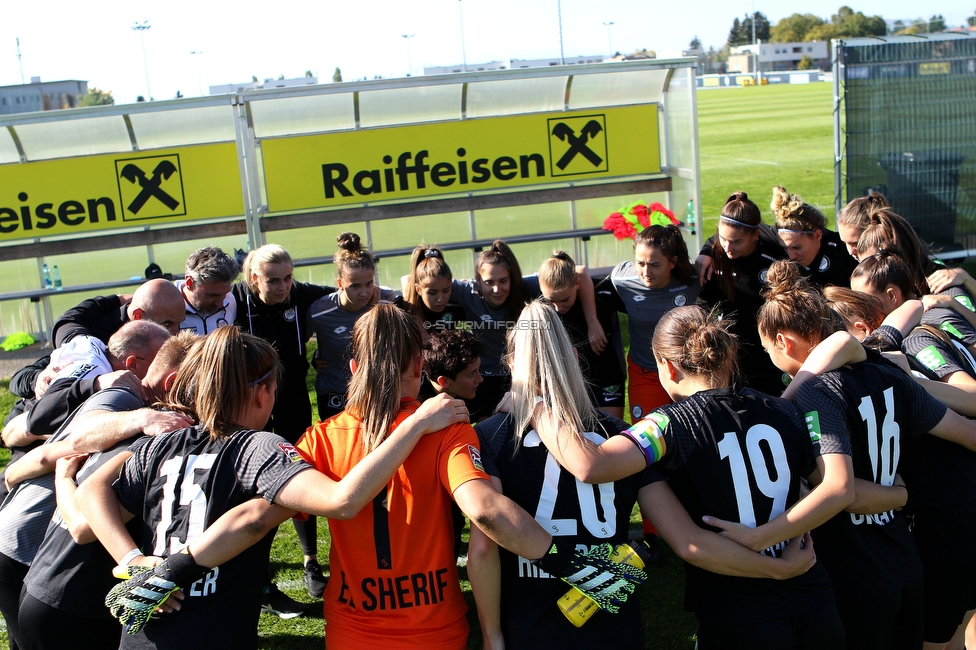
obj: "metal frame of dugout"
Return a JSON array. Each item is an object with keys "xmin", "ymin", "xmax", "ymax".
[{"xmin": 0, "ymin": 59, "xmax": 701, "ymax": 343}]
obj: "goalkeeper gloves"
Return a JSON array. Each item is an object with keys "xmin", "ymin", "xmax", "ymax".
[
  {"xmin": 105, "ymin": 549, "xmax": 209, "ymax": 635},
  {"xmin": 532, "ymin": 541, "xmax": 647, "ymax": 614}
]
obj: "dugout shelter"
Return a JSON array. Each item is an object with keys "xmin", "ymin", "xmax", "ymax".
[
  {"xmin": 833, "ymin": 32, "xmax": 976, "ymax": 258},
  {"xmin": 0, "ymin": 60, "xmax": 701, "ymax": 342}
]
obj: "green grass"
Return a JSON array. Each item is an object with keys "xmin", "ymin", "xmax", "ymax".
[
  {"xmin": 0, "ymin": 82, "xmax": 837, "ymax": 648},
  {"xmin": 696, "ymin": 83, "xmax": 835, "ymax": 233}
]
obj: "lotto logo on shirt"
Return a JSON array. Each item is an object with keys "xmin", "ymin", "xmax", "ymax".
[{"xmin": 916, "ymin": 345, "xmax": 948, "ymax": 372}]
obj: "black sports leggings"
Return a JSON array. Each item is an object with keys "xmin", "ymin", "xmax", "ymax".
[{"xmin": 18, "ymin": 592, "xmax": 121, "ymax": 650}]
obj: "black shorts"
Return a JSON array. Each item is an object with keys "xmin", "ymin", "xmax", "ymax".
[
  {"xmin": 696, "ymin": 602, "xmax": 845, "ymax": 650},
  {"xmin": 834, "ymin": 575, "xmax": 923, "ymax": 650},
  {"xmin": 912, "ymin": 502, "xmax": 976, "ymax": 643}
]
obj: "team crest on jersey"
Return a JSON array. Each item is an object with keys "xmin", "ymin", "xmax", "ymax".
[
  {"xmin": 759, "ymin": 269, "xmax": 769, "ymax": 283},
  {"xmin": 804, "ymin": 411, "xmax": 822, "ymax": 442},
  {"xmin": 216, "ymin": 317, "xmax": 228, "ymax": 327},
  {"xmin": 334, "ymin": 326, "xmax": 347, "ymax": 334},
  {"xmin": 283, "ymin": 308, "xmax": 297, "ymax": 322},
  {"xmin": 68, "ymin": 363, "xmax": 97, "ymax": 379},
  {"xmin": 481, "ymin": 314, "xmax": 492, "ymax": 322},
  {"xmin": 442, "ymin": 313, "xmax": 454, "ymax": 323},
  {"xmin": 917, "ymin": 345, "xmax": 948, "ymax": 371},
  {"xmin": 673, "ymin": 294, "xmax": 687, "ymax": 307},
  {"xmin": 277, "ymin": 442, "xmax": 304, "ymax": 462},
  {"xmin": 819, "ymin": 256, "xmax": 829, "ymax": 272},
  {"xmin": 467, "ymin": 445, "xmax": 485, "ymax": 472}
]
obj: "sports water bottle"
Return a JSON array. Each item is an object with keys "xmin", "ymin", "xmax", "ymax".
[
  {"xmin": 556, "ymin": 541, "xmax": 653, "ymax": 626},
  {"xmin": 42, "ymin": 264, "xmax": 52, "ymax": 290},
  {"xmin": 52, "ymin": 266, "xmax": 63, "ymax": 291},
  {"xmin": 686, "ymin": 199, "xmax": 696, "ymax": 235}
]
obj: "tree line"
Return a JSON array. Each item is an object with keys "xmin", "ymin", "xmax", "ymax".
[{"xmin": 727, "ymin": 5, "xmax": 954, "ymax": 47}]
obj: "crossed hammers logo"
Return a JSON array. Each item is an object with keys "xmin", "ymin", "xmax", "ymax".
[
  {"xmin": 120, "ymin": 161, "xmax": 181, "ymax": 214},
  {"xmin": 552, "ymin": 120, "xmax": 604, "ymax": 170}
]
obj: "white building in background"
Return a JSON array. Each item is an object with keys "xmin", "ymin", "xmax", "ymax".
[
  {"xmin": 728, "ymin": 41, "xmax": 829, "ymax": 72},
  {"xmin": 0, "ymin": 78, "xmax": 88, "ymax": 115},
  {"xmin": 424, "ymin": 55, "xmax": 607, "ymax": 75},
  {"xmin": 209, "ymin": 76, "xmax": 318, "ymax": 95}
]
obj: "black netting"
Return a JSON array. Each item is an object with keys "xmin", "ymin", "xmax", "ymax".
[{"xmin": 842, "ymin": 37, "xmax": 976, "ymax": 251}]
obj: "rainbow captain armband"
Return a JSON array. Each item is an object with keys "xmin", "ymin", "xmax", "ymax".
[{"xmin": 620, "ymin": 413, "xmax": 668, "ymax": 467}]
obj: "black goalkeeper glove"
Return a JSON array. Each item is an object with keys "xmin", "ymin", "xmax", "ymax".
[
  {"xmin": 532, "ymin": 541, "xmax": 647, "ymax": 614},
  {"xmin": 105, "ymin": 550, "xmax": 209, "ymax": 635}
]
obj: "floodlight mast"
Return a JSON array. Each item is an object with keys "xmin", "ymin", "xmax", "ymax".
[{"xmin": 133, "ymin": 20, "xmax": 152, "ymax": 100}]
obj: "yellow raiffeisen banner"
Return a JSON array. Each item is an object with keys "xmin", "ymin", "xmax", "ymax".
[
  {"xmin": 0, "ymin": 142, "xmax": 243, "ymax": 243},
  {"xmin": 261, "ymin": 105, "xmax": 660, "ymax": 213}
]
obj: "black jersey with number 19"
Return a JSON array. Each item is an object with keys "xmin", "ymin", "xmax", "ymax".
[
  {"xmin": 645, "ymin": 387, "xmax": 835, "ymax": 625},
  {"xmin": 113, "ymin": 426, "xmax": 312, "ymax": 650}
]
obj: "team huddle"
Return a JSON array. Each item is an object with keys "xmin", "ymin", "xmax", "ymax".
[{"xmin": 1, "ymin": 185, "xmax": 976, "ymax": 650}]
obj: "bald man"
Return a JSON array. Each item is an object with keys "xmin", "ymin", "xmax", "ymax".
[
  {"xmin": 53, "ymin": 279, "xmax": 185, "ymax": 346},
  {"xmin": 24, "ymin": 321, "xmax": 172, "ymax": 438}
]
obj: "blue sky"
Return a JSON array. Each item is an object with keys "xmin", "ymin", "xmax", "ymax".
[{"xmin": 1, "ymin": 0, "xmax": 971, "ymax": 103}]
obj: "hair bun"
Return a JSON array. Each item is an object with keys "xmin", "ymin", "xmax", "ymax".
[
  {"xmin": 727, "ymin": 191, "xmax": 749, "ymax": 204},
  {"xmin": 337, "ymin": 232, "xmax": 362, "ymax": 252},
  {"xmin": 763, "ymin": 259, "xmax": 803, "ymax": 298}
]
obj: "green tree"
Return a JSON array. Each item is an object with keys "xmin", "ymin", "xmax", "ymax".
[
  {"xmin": 929, "ymin": 15, "xmax": 946, "ymax": 31},
  {"xmin": 77, "ymin": 87, "xmax": 114, "ymax": 107},
  {"xmin": 798, "ymin": 55, "xmax": 815, "ymax": 69},
  {"xmin": 305, "ymin": 70, "xmax": 314, "ymax": 78},
  {"xmin": 332, "ymin": 67, "xmax": 342, "ymax": 83},
  {"xmin": 689, "ymin": 36, "xmax": 702, "ymax": 50},
  {"xmin": 771, "ymin": 13, "xmax": 827, "ymax": 42},
  {"xmin": 728, "ymin": 12, "xmax": 770, "ymax": 47},
  {"xmin": 806, "ymin": 6, "xmax": 886, "ymax": 40},
  {"xmin": 728, "ymin": 18, "xmax": 745, "ymax": 46}
]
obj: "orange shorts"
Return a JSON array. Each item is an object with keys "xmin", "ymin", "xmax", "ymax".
[{"xmin": 627, "ymin": 357, "xmax": 672, "ymax": 422}]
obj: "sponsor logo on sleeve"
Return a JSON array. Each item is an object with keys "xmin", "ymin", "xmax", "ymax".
[
  {"xmin": 804, "ymin": 411, "xmax": 822, "ymax": 442},
  {"xmin": 940, "ymin": 322, "xmax": 964, "ymax": 340},
  {"xmin": 277, "ymin": 442, "xmax": 304, "ymax": 463},
  {"xmin": 916, "ymin": 344, "xmax": 948, "ymax": 371},
  {"xmin": 955, "ymin": 295, "xmax": 975, "ymax": 312}
]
